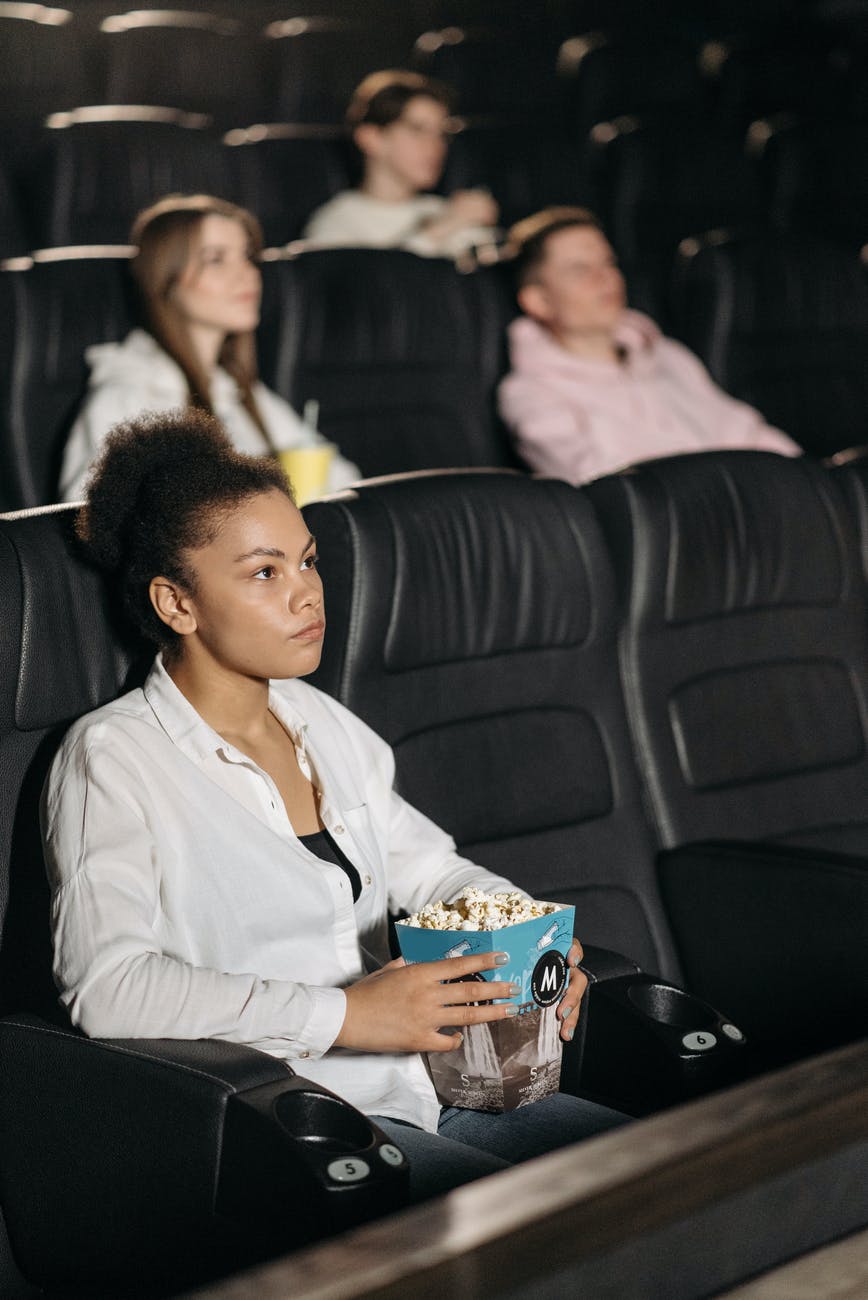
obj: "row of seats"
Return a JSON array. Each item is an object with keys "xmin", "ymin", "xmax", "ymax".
[
  {"xmin": 2, "ymin": 3, "xmax": 865, "ymax": 129},
  {"xmin": 3, "ymin": 452, "xmax": 868, "ymax": 1129},
  {"xmin": 6, "ymin": 451, "xmax": 868, "ymax": 1292},
  {"xmin": 302, "ymin": 452, "xmax": 868, "ymax": 1068},
  {"xmin": 4, "ymin": 105, "xmax": 868, "ymax": 282},
  {"xmin": 0, "ymin": 110, "xmax": 565, "ymax": 255},
  {"xmin": 3, "ymin": 237, "xmax": 868, "ymax": 512}
]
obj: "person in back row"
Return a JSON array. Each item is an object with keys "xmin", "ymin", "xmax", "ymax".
[
  {"xmin": 498, "ymin": 207, "xmax": 801, "ymax": 485},
  {"xmin": 60, "ymin": 194, "xmax": 360, "ymax": 502},
  {"xmin": 303, "ymin": 70, "xmax": 499, "ymax": 260}
]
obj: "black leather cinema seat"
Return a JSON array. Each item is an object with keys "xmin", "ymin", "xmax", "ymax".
[
  {"xmin": 225, "ymin": 124, "xmax": 350, "ymax": 248},
  {"xmin": 0, "ymin": 249, "xmax": 136, "ymax": 510},
  {"xmin": 587, "ymin": 452, "xmax": 868, "ymax": 1058},
  {"xmin": 260, "ymin": 249, "xmax": 517, "ymax": 478},
  {"xmin": 587, "ymin": 451, "xmax": 868, "ymax": 857},
  {"xmin": 670, "ymin": 231, "xmax": 868, "ymax": 459},
  {"xmin": 306, "ymin": 470, "xmax": 676, "ymax": 979},
  {"xmin": 0, "ymin": 507, "xmax": 409, "ymax": 1295},
  {"xmin": 23, "ymin": 109, "xmax": 235, "ymax": 249}
]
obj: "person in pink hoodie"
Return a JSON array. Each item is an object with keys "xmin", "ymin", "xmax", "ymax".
[{"xmin": 497, "ymin": 207, "xmax": 801, "ymax": 484}]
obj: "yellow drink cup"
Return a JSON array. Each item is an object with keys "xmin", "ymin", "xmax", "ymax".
[{"xmin": 278, "ymin": 444, "xmax": 335, "ymax": 506}]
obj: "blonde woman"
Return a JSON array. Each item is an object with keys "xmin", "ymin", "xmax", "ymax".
[{"xmin": 60, "ymin": 194, "xmax": 359, "ymax": 501}]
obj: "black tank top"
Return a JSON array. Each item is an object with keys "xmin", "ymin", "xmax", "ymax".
[{"xmin": 298, "ymin": 827, "xmax": 363, "ymax": 903}]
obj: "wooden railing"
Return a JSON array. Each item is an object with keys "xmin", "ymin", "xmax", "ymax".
[{"xmin": 185, "ymin": 1037, "xmax": 868, "ymax": 1299}]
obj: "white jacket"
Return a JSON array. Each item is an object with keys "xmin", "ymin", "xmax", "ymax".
[{"xmin": 60, "ymin": 329, "xmax": 361, "ymax": 502}]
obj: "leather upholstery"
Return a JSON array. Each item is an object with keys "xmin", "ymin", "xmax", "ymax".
[
  {"xmin": 261, "ymin": 248, "xmax": 518, "ymax": 478},
  {"xmin": 23, "ymin": 117, "xmax": 235, "ymax": 249},
  {"xmin": 305, "ymin": 470, "xmax": 678, "ymax": 978},
  {"xmin": 0, "ymin": 253, "xmax": 137, "ymax": 510},
  {"xmin": 591, "ymin": 116, "xmax": 761, "ymax": 324},
  {"xmin": 587, "ymin": 451, "xmax": 868, "ymax": 855},
  {"xmin": 670, "ymin": 231, "xmax": 868, "ymax": 458},
  {"xmin": 0, "ymin": 506, "xmax": 149, "ymax": 1022}
]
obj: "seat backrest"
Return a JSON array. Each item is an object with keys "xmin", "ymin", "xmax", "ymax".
[
  {"xmin": 557, "ymin": 33, "xmax": 703, "ymax": 147},
  {"xmin": 587, "ymin": 450, "xmax": 868, "ymax": 857},
  {"xmin": 670, "ymin": 231, "xmax": 868, "ymax": 459},
  {"xmin": 99, "ymin": 11, "xmax": 266, "ymax": 128},
  {"xmin": 0, "ymin": 506, "xmax": 150, "ymax": 1025},
  {"xmin": 754, "ymin": 117, "xmax": 868, "ymax": 251},
  {"xmin": 591, "ymin": 116, "xmax": 761, "ymax": 324},
  {"xmin": 225, "ymin": 125, "xmax": 350, "ymax": 247},
  {"xmin": 704, "ymin": 29, "xmax": 842, "ymax": 134},
  {"xmin": 23, "ymin": 111, "xmax": 235, "ymax": 249},
  {"xmin": 263, "ymin": 15, "xmax": 412, "ymax": 124},
  {"xmin": 0, "ymin": 249, "xmax": 137, "ymax": 509},
  {"xmin": 0, "ymin": 11, "xmax": 95, "ymax": 127},
  {"xmin": 259, "ymin": 249, "xmax": 517, "ymax": 476},
  {"xmin": 304, "ymin": 470, "xmax": 678, "ymax": 978}
]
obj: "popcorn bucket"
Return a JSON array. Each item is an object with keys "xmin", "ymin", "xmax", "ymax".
[{"xmin": 395, "ymin": 904, "xmax": 576, "ymax": 1112}]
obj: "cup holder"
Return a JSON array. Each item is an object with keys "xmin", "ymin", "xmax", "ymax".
[
  {"xmin": 273, "ymin": 1091, "xmax": 375, "ymax": 1154},
  {"xmin": 627, "ymin": 982, "xmax": 717, "ymax": 1030}
]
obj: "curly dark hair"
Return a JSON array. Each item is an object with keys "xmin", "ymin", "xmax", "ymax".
[{"xmin": 76, "ymin": 409, "xmax": 291, "ymax": 651}]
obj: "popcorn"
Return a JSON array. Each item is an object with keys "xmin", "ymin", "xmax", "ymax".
[{"xmin": 404, "ymin": 886, "xmax": 561, "ymax": 932}]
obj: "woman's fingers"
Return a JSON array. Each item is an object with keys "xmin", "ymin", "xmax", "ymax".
[
  {"xmin": 441, "ymin": 978, "xmax": 519, "ymax": 1005},
  {"xmin": 430, "ymin": 950, "xmax": 510, "ymax": 980},
  {"xmin": 559, "ymin": 964, "xmax": 589, "ymax": 1041}
]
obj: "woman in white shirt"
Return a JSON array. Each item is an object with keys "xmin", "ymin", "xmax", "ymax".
[
  {"xmin": 43, "ymin": 410, "xmax": 625, "ymax": 1203},
  {"xmin": 59, "ymin": 193, "xmax": 360, "ymax": 502}
]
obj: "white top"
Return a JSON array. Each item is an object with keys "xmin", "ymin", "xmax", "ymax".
[
  {"xmin": 59, "ymin": 329, "xmax": 361, "ymax": 503},
  {"xmin": 303, "ymin": 190, "xmax": 497, "ymax": 259},
  {"xmin": 42, "ymin": 656, "xmax": 517, "ymax": 1131}
]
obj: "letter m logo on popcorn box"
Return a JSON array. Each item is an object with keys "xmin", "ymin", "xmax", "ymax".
[{"xmin": 395, "ymin": 900, "xmax": 576, "ymax": 1112}]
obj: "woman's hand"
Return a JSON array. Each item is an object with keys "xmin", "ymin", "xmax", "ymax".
[
  {"xmin": 558, "ymin": 939, "xmax": 588, "ymax": 1042},
  {"xmin": 336, "ymin": 951, "xmax": 520, "ymax": 1054}
]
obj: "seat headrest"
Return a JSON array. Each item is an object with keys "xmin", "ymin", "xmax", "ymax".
[
  {"xmin": 308, "ymin": 472, "xmax": 608, "ymax": 673},
  {"xmin": 589, "ymin": 451, "xmax": 851, "ymax": 625},
  {"xmin": 0, "ymin": 509, "xmax": 146, "ymax": 735}
]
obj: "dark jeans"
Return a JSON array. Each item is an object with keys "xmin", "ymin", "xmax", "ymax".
[{"xmin": 373, "ymin": 1094, "xmax": 628, "ymax": 1204}]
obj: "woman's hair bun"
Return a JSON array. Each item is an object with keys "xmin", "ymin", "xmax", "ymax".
[
  {"xmin": 76, "ymin": 409, "xmax": 237, "ymax": 573},
  {"xmin": 73, "ymin": 408, "xmax": 289, "ymax": 649}
]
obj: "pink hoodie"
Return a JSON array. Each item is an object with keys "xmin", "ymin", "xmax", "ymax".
[{"xmin": 497, "ymin": 310, "xmax": 800, "ymax": 485}]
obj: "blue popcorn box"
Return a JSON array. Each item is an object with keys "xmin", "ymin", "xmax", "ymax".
[{"xmin": 395, "ymin": 904, "xmax": 576, "ymax": 1112}]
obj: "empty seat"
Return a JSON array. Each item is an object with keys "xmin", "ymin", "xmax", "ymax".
[
  {"xmin": 22, "ymin": 107, "xmax": 235, "ymax": 249},
  {"xmin": 410, "ymin": 26, "xmax": 545, "ymax": 117},
  {"xmin": 591, "ymin": 116, "xmax": 762, "ymax": 324},
  {"xmin": 258, "ymin": 248, "xmax": 516, "ymax": 476},
  {"xmin": 442, "ymin": 118, "xmax": 589, "ymax": 230},
  {"xmin": 0, "ymin": 8, "xmax": 96, "ymax": 132},
  {"xmin": 701, "ymin": 27, "xmax": 843, "ymax": 134},
  {"xmin": 99, "ymin": 9, "xmax": 266, "ymax": 128},
  {"xmin": 0, "ymin": 249, "xmax": 136, "ymax": 510},
  {"xmin": 556, "ymin": 33, "xmax": 704, "ymax": 157},
  {"xmin": 263, "ymin": 16, "xmax": 411, "ymax": 124},
  {"xmin": 225, "ymin": 124, "xmax": 350, "ymax": 248},
  {"xmin": 670, "ymin": 231, "xmax": 868, "ymax": 459},
  {"xmin": 750, "ymin": 115, "xmax": 868, "ymax": 250},
  {"xmin": 586, "ymin": 450, "xmax": 868, "ymax": 857},
  {"xmin": 304, "ymin": 470, "xmax": 676, "ymax": 977}
]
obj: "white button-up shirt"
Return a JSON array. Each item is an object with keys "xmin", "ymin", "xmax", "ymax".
[{"xmin": 42, "ymin": 656, "xmax": 517, "ymax": 1130}]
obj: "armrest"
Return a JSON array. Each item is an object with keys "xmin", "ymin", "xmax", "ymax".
[
  {"xmin": 559, "ymin": 945, "xmax": 749, "ymax": 1117},
  {"xmin": 658, "ymin": 839, "xmax": 868, "ymax": 1062},
  {"xmin": 0, "ymin": 1015, "xmax": 408, "ymax": 1294}
]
